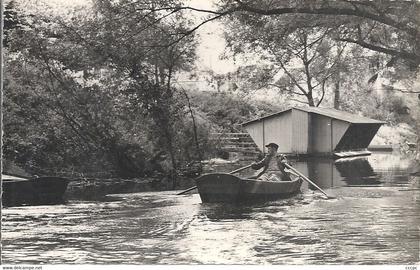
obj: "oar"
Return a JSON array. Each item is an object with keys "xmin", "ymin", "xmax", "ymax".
[
  {"xmin": 176, "ymin": 185, "xmax": 198, "ymax": 195},
  {"xmin": 177, "ymin": 164, "xmax": 253, "ymax": 195},
  {"xmin": 228, "ymin": 164, "xmax": 253, "ymax": 174},
  {"xmin": 284, "ymin": 163, "xmax": 335, "ymax": 199}
]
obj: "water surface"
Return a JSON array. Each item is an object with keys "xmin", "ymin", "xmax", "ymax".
[{"xmin": 2, "ymin": 153, "xmax": 419, "ymax": 264}]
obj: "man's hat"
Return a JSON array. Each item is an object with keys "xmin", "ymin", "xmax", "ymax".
[{"xmin": 265, "ymin": 143, "xmax": 279, "ymax": 150}]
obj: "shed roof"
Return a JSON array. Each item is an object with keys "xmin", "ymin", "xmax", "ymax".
[
  {"xmin": 298, "ymin": 107, "xmax": 385, "ymax": 124},
  {"xmin": 242, "ymin": 106, "xmax": 386, "ymax": 126}
]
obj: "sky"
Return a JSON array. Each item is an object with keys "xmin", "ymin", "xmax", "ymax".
[{"xmin": 185, "ymin": 1, "xmax": 238, "ymax": 74}]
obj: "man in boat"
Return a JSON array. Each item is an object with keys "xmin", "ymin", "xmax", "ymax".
[{"xmin": 250, "ymin": 143, "xmax": 292, "ymax": 182}]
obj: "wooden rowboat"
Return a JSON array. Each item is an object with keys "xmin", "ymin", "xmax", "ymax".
[
  {"xmin": 2, "ymin": 174, "xmax": 70, "ymax": 207},
  {"xmin": 195, "ymin": 173, "xmax": 303, "ymax": 203}
]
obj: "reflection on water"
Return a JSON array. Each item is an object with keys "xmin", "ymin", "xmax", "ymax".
[
  {"xmin": 2, "ymin": 153, "xmax": 419, "ymax": 264},
  {"xmin": 291, "ymin": 153, "xmax": 416, "ymax": 190}
]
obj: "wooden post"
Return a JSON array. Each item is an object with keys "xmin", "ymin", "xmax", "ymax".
[
  {"xmin": 416, "ymin": 97, "xmax": 420, "ymax": 163},
  {"xmin": 262, "ymin": 120, "xmax": 265, "ymax": 154},
  {"xmin": 1, "ymin": 0, "xmax": 5, "ymax": 236},
  {"xmin": 330, "ymin": 118, "xmax": 333, "ymax": 153}
]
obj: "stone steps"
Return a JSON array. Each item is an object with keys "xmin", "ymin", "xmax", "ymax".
[{"xmin": 211, "ymin": 132, "xmax": 261, "ymax": 160}]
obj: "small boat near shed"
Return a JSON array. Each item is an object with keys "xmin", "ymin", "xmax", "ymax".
[
  {"xmin": 195, "ymin": 173, "xmax": 303, "ymax": 203},
  {"xmin": 2, "ymin": 174, "xmax": 70, "ymax": 207}
]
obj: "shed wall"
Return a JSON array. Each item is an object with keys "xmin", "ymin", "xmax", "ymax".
[
  {"xmin": 310, "ymin": 114, "xmax": 333, "ymax": 153},
  {"xmin": 332, "ymin": 119, "xmax": 349, "ymax": 151},
  {"xmin": 291, "ymin": 109, "xmax": 309, "ymax": 153},
  {"xmin": 244, "ymin": 121, "xmax": 264, "ymax": 151},
  {"xmin": 263, "ymin": 111, "xmax": 292, "ymax": 153}
]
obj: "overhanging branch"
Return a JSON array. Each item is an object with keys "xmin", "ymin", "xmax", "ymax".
[
  {"xmin": 337, "ymin": 37, "xmax": 420, "ymax": 64},
  {"xmin": 233, "ymin": 2, "xmax": 419, "ymax": 38}
]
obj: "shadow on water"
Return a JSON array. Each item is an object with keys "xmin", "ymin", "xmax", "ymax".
[
  {"xmin": 196, "ymin": 191, "xmax": 315, "ymax": 222},
  {"xmin": 198, "ymin": 203, "xmax": 256, "ymax": 221}
]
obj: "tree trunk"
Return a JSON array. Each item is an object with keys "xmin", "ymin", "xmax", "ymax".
[
  {"xmin": 417, "ymin": 124, "xmax": 420, "ymax": 162},
  {"xmin": 183, "ymin": 90, "xmax": 202, "ymax": 161},
  {"xmin": 307, "ymin": 94, "xmax": 315, "ymax": 107},
  {"xmin": 154, "ymin": 63, "xmax": 159, "ymax": 85},
  {"xmin": 166, "ymin": 134, "xmax": 178, "ymax": 189},
  {"xmin": 334, "ymin": 80, "xmax": 340, "ymax": 109},
  {"xmin": 164, "ymin": 70, "xmax": 178, "ymax": 189},
  {"xmin": 334, "ymin": 70, "xmax": 340, "ymax": 110},
  {"xmin": 416, "ymin": 100, "xmax": 420, "ymax": 162}
]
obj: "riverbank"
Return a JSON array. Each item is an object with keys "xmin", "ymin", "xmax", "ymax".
[
  {"xmin": 65, "ymin": 176, "xmax": 196, "ymax": 200},
  {"xmin": 64, "ymin": 158, "xmax": 258, "ymax": 200},
  {"xmin": 371, "ymin": 123, "xmax": 418, "ymax": 155}
]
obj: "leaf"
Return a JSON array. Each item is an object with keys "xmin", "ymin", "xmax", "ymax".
[{"xmin": 368, "ymin": 73, "xmax": 379, "ymax": 84}]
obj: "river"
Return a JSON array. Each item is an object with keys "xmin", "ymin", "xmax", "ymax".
[{"xmin": 1, "ymin": 152, "xmax": 419, "ymax": 264}]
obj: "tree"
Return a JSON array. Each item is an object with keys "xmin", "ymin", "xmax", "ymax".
[
  {"xmin": 119, "ymin": 0, "xmax": 419, "ymax": 106},
  {"xmin": 82, "ymin": 0, "xmax": 198, "ymax": 186},
  {"xmin": 108, "ymin": 1, "xmax": 420, "ymax": 69},
  {"xmin": 4, "ymin": 0, "xmax": 199, "ymax": 182},
  {"xmin": 223, "ymin": 11, "xmax": 354, "ymax": 107},
  {"xmin": 47, "ymin": 0, "xmax": 419, "ymax": 75},
  {"xmin": 217, "ymin": 0, "xmax": 420, "ymax": 68}
]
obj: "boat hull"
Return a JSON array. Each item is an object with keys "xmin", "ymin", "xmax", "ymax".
[
  {"xmin": 2, "ymin": 176, "xmax": 70, "ymax": 207},
  {"xmin": 195, "ymin": 173, "xmax": 302, "ymax": 203}
]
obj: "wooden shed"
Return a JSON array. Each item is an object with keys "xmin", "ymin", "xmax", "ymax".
[{"xmin": 242, "ymin": 107, "xmax": 385, "ymax": 157}]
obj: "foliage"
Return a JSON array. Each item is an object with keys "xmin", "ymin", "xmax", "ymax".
[
  {"xmin": 3, "ymin": 0, "xmax": 200, "ymax": 181},
  {"xmin": 188, "ymin": 91, "xmax": 281, "ymax": 132},
  {"xmin": 4, "ymin": 0, "xmax": 280, "ymax": 179},
  {"xmin": 223, "ymin": 17, "xmax": 351, "ymax": 107},
  {"xmin": 217, "ymin": 0, "xmax": 420, "ymax": 69},
  {"xmin": 4, "ymin": 0, "xmax": 420, "ymax": 179}
]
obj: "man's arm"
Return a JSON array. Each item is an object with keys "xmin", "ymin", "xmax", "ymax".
[{"xmin": 251, "ymin": 156, "xmax": 268, "ymax": 170}]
